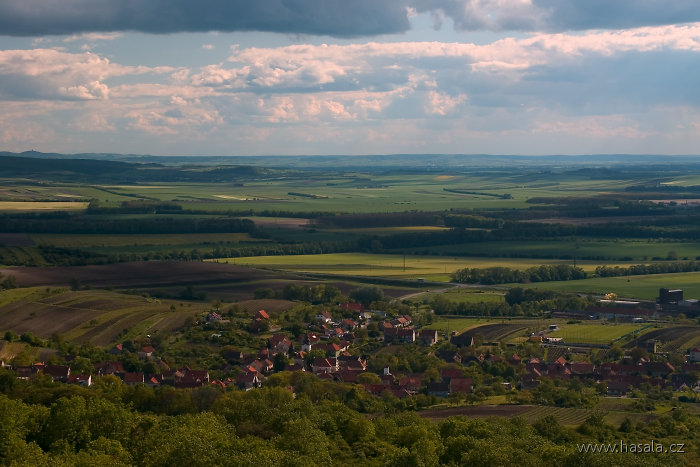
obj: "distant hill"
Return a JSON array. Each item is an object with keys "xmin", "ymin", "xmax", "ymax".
[
  {"xmin": 4, "ymin": 150, "xmax": 700, "ymax": 171},
  {"xmin": 0, "ymin": 152, "xmax": 286, "ymax": 183}
]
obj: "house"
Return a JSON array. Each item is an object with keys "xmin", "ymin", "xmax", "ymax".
[
  {"xmin": 672, "ymin": 374, "xmax": 697, "ymax": 391},
  {"xmin": 381, "ymin": 367, "xmax": 396, "ymax": 385},
  {"xmin": 440, "ymin": 367, "xmax": 463, "ymax": 381},
  {"xmin": 44, "ymin": 365, "xmax": 70, "ymax": 382},
  {"xmin": 255, "ymin": 309, "xmax": 270, "ymax": 320},
  {"xmin": 293, "ymin": 351, "xmax": 307, "ymax": 367},
  {"xmin": 300, "ymin": 333, "xmax": 320, "ymax": 352},
  {"xmin": 437, "ymin": 350, "xmax": 462, "ymax": 364},
  {"xmin": 521, "ymin": 372, "xmax": 540, "ymax": 389},
  {"xmin": 268, "ymin": 334, "xmax": 292, "ymax": 355},
  {"xmin": 398, "ymin": 374, "xmax": 422, "ymax": 393},
  {"xmin": 340, "ymin": 303, "xmax": 365, "ymax": 313},
  {"xmin": 418, "ymin": 329, "xmax": 438, "ymax": 346},
  {"xmin": 324, "ymin": 327, "xmax": 345, "ymax": 339},
  {"xmin": 315, "ymin": 342, "xmax": 342, "ymax": 358},
  {"xmin": 427, "ymin": 381, "xmax": 450, "ymax": 397},
  {"xmin": 449, "ymin": 377, "xmax": 473, "ymax": 394},
  {"xmin": 250, "ymin": 359, "xmax": 273, "ymax": 374},
  {"xmin": 335, "ymin": 368, "xmax": 365, "ymax": 383},
  {"xmin": 145, "ymin": 375, "xmax": 161, "ymax": 387},
  {"xmin": 606, "ymin": 380, "xmax": 631, "ymax": 396},
  {"xmin": 358, "ymin": 311, "xmax": 374, "ymax": 321},
  {"xmin": 390, "ymin": 316, "xmax": 411, "ymax": 328},
  {"xmin": 316, "ymin": 310, "xmax": 333, "ymax": 323},
  {"xmin": 138, "ymin": 346, "xmax": 155, "ymax": 359},
  {"xmin": 13, "ymin": 366, "xmax": 38, "ymax": 380},
  {"xmin": 67, "ymin": 374, "xmax": 92, "ymax": 387},
  {"xmin": 174, "ymin": 370, "xmax": 210, "ymax": 388},
  {"xmin": 689, "ymin": 348, "xmax": 700, "ymax": 363},
  {"xmin": 312, "ymin": 357, "xmax": 337, "ymax": 374},
  {"xmin": 568, "ymin": 362, "xmax": 595, "ymax": 377},
  {"xmin": 450, "ymin": 333, "xmax": 475, "ymax": 348},
  {"xmin": 206, "ymin": 311, "xmax": 222, "ymax": 322},
  {"xmin": 643, "ymin": 362, "xmax": 674, "ymax": 378},
  {"xmin": 338, "ymin": 355, "xmax": 366, "ymax": 371},
  {"xmin": 236, "ymin": 371, "xmax": 262, "ymax": 390},
  {"xmin": 123, "ymin": 372, "xmax": 145, "ymax": 386},
  {"xmin": 94, "ymin": 361, "xmax": 125, "ymax": 376},
  {"xmin": 507, "ymin": 354, "xmax": 522, "ymax": 366},
  {"xmin": 284, "ymin": 362, "xmax": 306, "ymax": 372},
  {"xmin": 342, "ymin": 318, "xmax": 358, "ymax": 331},
  {"xmin": 384, "ymin": 327, "xmax": 415, "ymax": 344},
  {"xmin": 250, "ymin": 310, "xmax": 271, "ymax": 331}
]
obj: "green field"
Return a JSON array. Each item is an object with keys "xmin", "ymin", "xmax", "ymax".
[
  {"xmin": 548, "ymin": 323, "xmax": 650, "ymax": 344},
  {"xmin": 8, "ymin": 169, "xmax": 653, "ymax": 214},
  {"xmin": 517, "ymin": 271, "xmax": 700, "ymax": 300},
  {"xmin": 424, "ymin": 317, "xmax": 496, "ymax": 334},
  {"xmin": 415, "ymin": 288, "xmax": 505, "ymax": 305},
  {"xmin": 417, "ymin": 239, "xmax": 700, "ymax": 262},
  {"xmin": 213, "ymin": 253, "xmax": 624, "ymax": 281}
]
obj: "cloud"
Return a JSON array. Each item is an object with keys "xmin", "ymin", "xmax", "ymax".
[
  {"xmin": 183, "ymin": 24, "xmax": 700, "ymax": 99},
  {"xmin": 63, "ymin": 33, "xmax": 122, "ymax": 42},
  {"xmin": 1, "ymin": 23, "xmax": 700, "ymax": 155},
  {"xmin": 413, "ymin": 1, "xmax": 700, "ymax": 32},
  {"xmin": 0, "ymin": 48, "xmax": 175, "ymax": 100}
]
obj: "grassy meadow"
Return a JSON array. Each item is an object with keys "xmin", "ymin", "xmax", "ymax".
[
  {"xmin": 516, "ymin": 271, "xmax": 700, "ymax": 300},
  {"xmin": 547, "ymin": 323, "xmax": 649, "ymax": 345},
  {"xmin": 0, "ymin": 169, "xmax": 661, "ymax": 213},
  {"xmin": 213, "ymin": 252, "xmax": 633, "ymax": 281},
  {"xmin": 417, "ymin": 238, "xmax": 700, "ymax": 262}
]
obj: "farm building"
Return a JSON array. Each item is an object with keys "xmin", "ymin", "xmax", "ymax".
[
  {"xmin": 585, "ymin": 305, "xmax": 658, "ymax": 321},
  {"xmin": 659, "ymin": 288, "xmax": 683, "ymax": 304}
]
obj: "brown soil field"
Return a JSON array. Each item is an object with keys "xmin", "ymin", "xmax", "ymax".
[
  {"xmin": 247, "ymin": 217, "xmax": 311, "ymax": 229},
  {"xmin": 459, "ymin": 323, "xmax": 529, "ymax": 342},
  {"xmin": 0, "ymin": 261, "xmax": 291, "ymax": 289},
  {"xmin": 0, "ymin": 233, "xmax": 34, "ymax": 246},
  {"xmin": 624, "ymin": 325, "xmax": 700, "ymax": 351},
  {"xmin": 0, "ymin": 288, "xmax": 207, "ymax": 346}
]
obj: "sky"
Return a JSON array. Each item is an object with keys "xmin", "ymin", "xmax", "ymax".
[{"xmin": 1, "ymin": 1, "xmax": 700, "ymax": 156}]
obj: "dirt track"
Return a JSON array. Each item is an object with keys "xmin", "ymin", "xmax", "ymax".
[{"xmin": 419, "ymin": 405, "xmax": 531, "ymax": 420}]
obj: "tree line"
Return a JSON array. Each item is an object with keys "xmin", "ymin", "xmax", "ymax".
[
  {"xmin": 0, "ymin": 372, "xmax": 691, "ymax": 466},
  {"xmin": 595, "ymin": 261, "xmax": 700, "ymax": 277},
  {"xmin": 451, "ymin": 264, "xmax": 586, "ymax": 285}
]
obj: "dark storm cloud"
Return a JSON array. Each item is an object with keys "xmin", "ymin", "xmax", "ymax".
[
  {"xmin": 534, "ymin": 0, "xmax": 700, "ymax": 31},
  {"xmin": 0, "ymin": 0, "xmax": 411, "ymax": 37},
  {"xmin": 2, "ymin": 0, "xmax": 700, "ymax": 37}
]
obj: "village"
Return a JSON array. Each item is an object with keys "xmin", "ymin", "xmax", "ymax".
[{"xmin": 4, "ymin": 288, "xmax": 700, "ymax": 405}]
